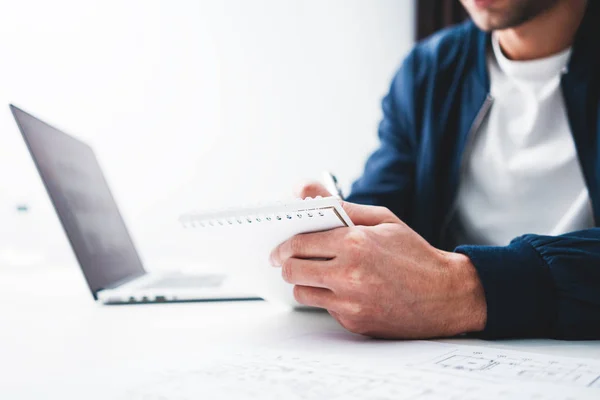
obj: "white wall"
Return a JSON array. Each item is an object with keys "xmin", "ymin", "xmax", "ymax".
[{"xmin": 0, "ymin": 0, "xmax": 414, "ymax": 269}]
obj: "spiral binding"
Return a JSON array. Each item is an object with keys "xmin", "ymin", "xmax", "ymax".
[{"xmin": 180, "ymin": 209, "xmax": 328, "ymax": 229}]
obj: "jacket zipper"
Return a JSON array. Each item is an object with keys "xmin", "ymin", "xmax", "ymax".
[{"xmin": 439, "ymin": 94, "xmax": 494, "ymax": 246}]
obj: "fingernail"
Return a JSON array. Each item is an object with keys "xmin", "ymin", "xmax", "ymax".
[{"xmin": 269, "ymin": 254, "xmax": 278, "ymax": 267}]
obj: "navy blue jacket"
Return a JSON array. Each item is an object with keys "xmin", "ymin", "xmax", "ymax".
[{"xmin": 346, "ymin": 4, "xmax": 600, "ymax": 339}]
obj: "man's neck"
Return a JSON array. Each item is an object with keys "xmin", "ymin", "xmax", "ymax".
[{"xmin": 496, "ymin": 0, "xmax": 587, "ymax": 61}]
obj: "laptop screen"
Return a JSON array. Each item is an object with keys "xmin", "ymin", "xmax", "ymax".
[{"xmin": 10, "ymin": 105, "xmax": 145, "ymax": 298}]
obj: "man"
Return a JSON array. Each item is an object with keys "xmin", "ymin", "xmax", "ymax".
[{"xmin": 270, "ymin": 0, "xmax": 600, "ymax": 339}]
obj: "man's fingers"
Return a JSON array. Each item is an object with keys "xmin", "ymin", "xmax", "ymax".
[
  {"xmin": 293, "ymin": 285, "xmax": 338, "ymax": 310},
  {"xmin": 270, "ymin": 229, "xmax": 345, "ymax": 265},
  {"xmin": 339, "ymin": 201, "xmax": 401, "ymax": 226},
  {"xmin": 294, "ymin": 182, "xmax": 331, "ymax": 199},
  {"xmin": 280, "ymin": 258, "xmax": 336, "ymax": 289},
  {"xmin": 294, "ymin": 182, "xmax": 400, "ymax": 227},
  {"xmin": 328, "ymin": 310, "xmax": 357, "ymax": 333}
]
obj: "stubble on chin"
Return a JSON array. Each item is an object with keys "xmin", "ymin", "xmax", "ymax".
[{"xmin": 461, "ymin": 0, "xmax": 561, "ymax": 32}]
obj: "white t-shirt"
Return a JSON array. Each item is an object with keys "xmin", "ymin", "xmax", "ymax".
[{"xmin": 454, "ymin": 33, "xmax": 594, "ymax": 246}]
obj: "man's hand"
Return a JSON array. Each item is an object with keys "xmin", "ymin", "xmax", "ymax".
[
  {"xmin": 293, "ymin": 181, "xmax": 331, "ymax": 198},
  {"xmin": 270, "ymin": 191, "xmax": 487, "ymax": 339}
]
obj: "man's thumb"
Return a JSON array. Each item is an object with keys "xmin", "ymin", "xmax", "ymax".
[{"xmin": 340, "ymin": 201, "xmax": 400, "ymax": 227}]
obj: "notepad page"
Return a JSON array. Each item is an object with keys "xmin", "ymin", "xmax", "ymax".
[
  {"xmin": 127, "ymin": 339, "xmax": 600, "ymax": 400},
  {"xmin": 180, "ymin": 197, "xmax": 352, "ymax": 307}
]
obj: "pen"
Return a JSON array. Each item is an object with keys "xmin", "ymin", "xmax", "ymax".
[{"xmin": 323, "ymin": 171, "xmax": 345, "ymax": 199}]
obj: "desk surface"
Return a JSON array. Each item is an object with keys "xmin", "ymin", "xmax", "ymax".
[{"xmin": 1, "ymin": 265, "xmax": 599, "ymax": 399}]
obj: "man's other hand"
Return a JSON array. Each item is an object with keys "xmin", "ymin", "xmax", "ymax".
[
  {"xmin": 294, "ymin": 181, "xmax": 331, "ymax": 199},
  {"xmin": 270, "ymin": 201, "xmax": 487, "ymax": 339}
]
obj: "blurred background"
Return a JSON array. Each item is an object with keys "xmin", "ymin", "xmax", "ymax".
[{"xmin": 0, "ymin": 0, "xmax": 430, "ymax": 273}]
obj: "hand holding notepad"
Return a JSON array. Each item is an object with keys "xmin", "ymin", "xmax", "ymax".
[{"xmin": 180, "ymin": 196, "xmax": 353, "ymax": 307}]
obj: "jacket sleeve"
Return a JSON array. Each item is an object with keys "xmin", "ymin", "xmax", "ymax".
[
  {"xmin": 345, "ymin": 51, "xmax": 420, "ymax": 221},
  {"xmin": 456, "ymin": 228, "xmax": 600, "ymax": 339}
]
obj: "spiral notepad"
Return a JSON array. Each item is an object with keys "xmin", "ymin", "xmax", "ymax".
[{"xmin": 180, "ymin": 197, "xmax": 354, "ymax": 307}]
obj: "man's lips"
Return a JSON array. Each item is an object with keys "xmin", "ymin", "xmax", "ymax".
[{"xmin": 473, "ymin": 0, "xmax": 497, "ymax": 9}]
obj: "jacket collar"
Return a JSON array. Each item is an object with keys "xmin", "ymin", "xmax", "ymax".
[{"xmin": 566, "ymin": 0, "xmax": 600, "ymax": 78}]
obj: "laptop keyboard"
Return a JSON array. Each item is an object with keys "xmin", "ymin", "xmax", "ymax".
[{"xmin": 140, "ymin": 274, "xmax": 225, "ymax": 290}]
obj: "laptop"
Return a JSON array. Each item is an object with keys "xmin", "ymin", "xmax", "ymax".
[{"xmin": 10, "ymin": 104, "xmax": 261, "ymax": 304}]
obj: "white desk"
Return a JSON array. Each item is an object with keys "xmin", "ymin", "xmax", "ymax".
[{"xmin": 1, "ymin": 265, "xmax": 599, "ymax": 399}]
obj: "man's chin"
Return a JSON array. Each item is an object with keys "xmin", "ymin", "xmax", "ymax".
[
  {"xmin": 468, "ymin": 6, "xmax": 544, "ymax": 32},
  {"xmin": 472, "ymin": 21, "xmax": 496, "ymax": 32},
  {"xmin": 470, "ymin": 15, "xmax": 517, "ymax": 32}
]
